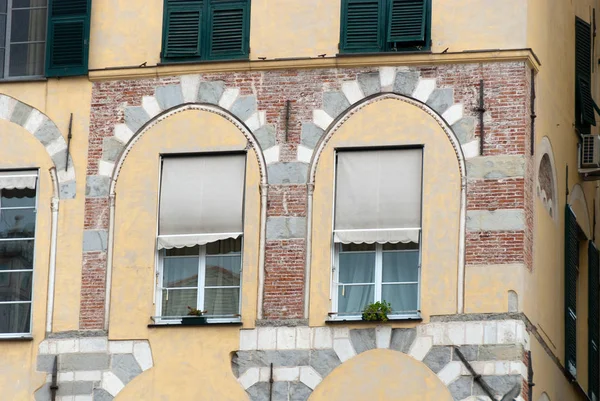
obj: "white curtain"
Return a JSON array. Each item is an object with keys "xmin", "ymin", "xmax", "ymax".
[
  {"xmin": 25, "ymin": 0, "xmax": 46, "ymax": 76},
  {"xmin": 337, "ymin": 250, "xmax": 374, "ymax": 314}
]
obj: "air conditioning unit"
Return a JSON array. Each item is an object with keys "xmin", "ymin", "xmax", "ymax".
[{"xmin": 581, "ymin": 135, "xmax": 600, "ymax": 168}]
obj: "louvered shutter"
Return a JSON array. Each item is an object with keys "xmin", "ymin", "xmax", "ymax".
[
  {"xmin": 578, "ymin": 77, "xmax": 597, "ymax": 126},
  {"xmin": 45, "ymin": 0, "xmax": 91, "ymax": 77},
  {"xmin": 565, "ymin": 205, "xmax": 579, "ymax": 379},
  {"xmin": 387, "ymin": 0, "xmax": 427, "ymax": 44},
  {"xmin": 590, "ymin": 241, "xmax": 600, "ymax": 400},
  {"xmin": 207, "ymin": 1, "xmax": 249, "ymax": 60},
  {"xmin": 340, "ymin": 0, "xmax": 385, "ymax": 53},
  {"xmin": 163, "ymin": 0, "xmax": 203, "ymax": 59},
  {"xmin": 575, "ymin": 18, "xmax": 596, "ymax": 127}
]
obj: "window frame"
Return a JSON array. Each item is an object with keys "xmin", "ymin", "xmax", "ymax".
[{"xmin": 0, "ymin": 169, "xmax": 39, "ymax": 338}]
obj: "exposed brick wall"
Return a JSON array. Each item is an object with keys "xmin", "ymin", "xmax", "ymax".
[
  {"xmin": 466, "ymin": 231, "xmax": 525, "ymax": 265},
  {"xmin": 467, "ymin": 179, "xmax": 525, "ymax": 210},
  {"xmin": 79, "ymin": 252, "xmax": 107, "ymax": 329},
  {"xmin": 267, "ymin": 185, "xmax": 307, "ymax": 218}
]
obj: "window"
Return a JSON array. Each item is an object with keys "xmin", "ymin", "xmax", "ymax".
[
  {"xmin": 565, "ymin": 205, "xmax": 580, "ymax": 378},
  {"xmin": 0, "ymin": 170, "xmax": 37, "ymax": 336},
  {"xmin": 161, "ymin": 0, "xmax": 250, "ymax": 62},
  {"xmin": 332, "ymin": 148, "xmax": 422, "ymax": 318},
  {"xmin": 156, "ymin": 154, "xmax": 246, "ymax": 323},
  {"xmin": 575, "ymin": 17, "xmax": 598, "ymax": 131},
  {"xmin": 339, "ymin": 0, "xmax": 431, "ymax": 54}
]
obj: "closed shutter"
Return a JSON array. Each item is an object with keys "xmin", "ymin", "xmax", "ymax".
[
  {"xmin": 387, "ymin": 0, "xmax": 427, "ymax": 44},
  {"xmin": 207, "ymin": 1, "xmax": 249, "ymax": 60},
  {"xmin": 45, "ymin": 0, "xmax": 91, "ymax": 77},
  {"xmin": 340, "ymin": 0, "xmax": 385, "ymax": 53},
  {"xmin": 576, "ymin": 18, "xmax": 596, "ymax": 127},
  {"xmin": 162, "ymin": 0, "xmax": 203, "ymax": 59},
  {"xmin": 590, "ymin": 241, "xmax": 600, "ymax": 400},
  {"xmin": 565, "ymin": 205, "xmax": 579, "ymax": 378}
]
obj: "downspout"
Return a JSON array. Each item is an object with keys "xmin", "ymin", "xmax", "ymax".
[
  {"xmin": 46, "ymin": 168, "xmax": 60, "ymax": 333},
  {"xmin": 457, "ymin": 175, "xmax": 467, "ymax": 314},
  {"xmin": 103, "ymin": 193, "xmax": 116, "ymax": 330},
  {"xmin": 303, "ymin": 184, "xmax": 314, "ymax": 319},
  {"xmin": 257, "ymin": 183, "xmax": 268, "ymax": 320}
]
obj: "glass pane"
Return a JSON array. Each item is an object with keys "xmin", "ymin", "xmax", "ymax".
[
  {"xmin": 10, "ymin": 8, "xmax": 46, "ymax": 42},
  {"xmin": 382, "ymin": 283, "xmax": 418, "ymax": 313},
  {"xmin": 337, "ymin": 284, "xmax": 374, "ymax": 315},
  {"xmin": 0, "ymin": 240, "xmax": 34, "ymax": 270},
  {"xmin": 382, "ymin": 250, "xmax": 419, "ymax": 283},
  {"xmin": 205, "ymin": 255, "xmax": 241, "ymax": 286},
  {"xmin": 0, "ymin": 208, "xmax": 36, "ymax": 239},
  {"xmin": 0, "ymin": 48, "xmax": 4, "ymax": 78},
  {"xmin": 338, "ymin": 251, "xmax": 375, "ymax": 284},
  {"xmin": 341, "ymin": 243, "xmax": 376, "ymax": 252},
  {"xmin": 165, "ymin": 246, "xmax": 199, "ymax": 257},
  {"xmin": 8, "ymin": 42, "xmax": 44, "ymax": 77},
  {"xmin": 0, "ymin": 13, "xmax": 6, "ymax": 44},
  {"xmin": 382, "ymin": 242, "xmax": 419, "ymax": 251},
  {"xmin": 0, "ymin": 0, "xmax": 6, "ymax": 13},
  {"xmin": 161, "ymin": 288, "xmax": 197, "ymax": 317},
  {"xmin": 0, "ymin": 271, "xmax": 32, "ymax": 301},
  {"xmin": 163, "ymin": 257, "xmax": 198, "ymax": 288},
  {"xmin": 204, "ymin": 287, "xmax": 239, "ymax": 316},
  {"xmin": 0, "ymin": 302, "xmax": 30, "ymax": 333},
  {"xmin": 206, "ymin": 238, "xmax": 242, "ymax": 255},
  {"xmin": 14, "ymin": 0, "xmax": 47, "ymax": 8},
  {"xmin": 1, "ymin": 188, "xmax": 36, "ymax": 208}
]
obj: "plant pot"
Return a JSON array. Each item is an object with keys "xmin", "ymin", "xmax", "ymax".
[{"xmin": 182, "ymin": 316, "xmax": 207, "ymax": 325}]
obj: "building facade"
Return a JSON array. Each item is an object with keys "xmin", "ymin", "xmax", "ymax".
[{"xmin": 0, "ymin": 0, "xmax": 598, "ymax": 400}]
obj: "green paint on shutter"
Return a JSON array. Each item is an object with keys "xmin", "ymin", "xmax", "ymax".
[
  {"xmin": 162, "ymin": 0, "xmax": 203, "ymax": 60},
  {"xmin": 207, "ymin": 1, "xmax": 250, "ymax": 60},
  {"xmin": 575, "ymin": 18, "xmax": 595, "ymax": 128},
  {"xmin": 565, "ymin": 205, "xmax": 579, "ymax": 379},
  {"xmin": 589, "ymin": 241, "xmax": 600, "ymax": 400},
  {"xmin": 577, "ymin": 76, "xmax": 597, "ymax": 126},
  {"xmin": 340, "ymin": 0, "xmax": 385, "ymax": 53},
  {"xmin": 45, "ymin": 0, "xmax": 91, "ymax": 77},
  {"xmin": 387, "ymin": 0, "xmax": 427, "ymax": 43}
]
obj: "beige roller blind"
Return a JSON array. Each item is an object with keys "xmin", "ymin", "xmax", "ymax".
[
  {"xmin": 334, "ymin": 148, "xmax": 422, "ymax": 244},
  {"xmin": 158, "ymin": 154, "xmax": 246, "ymax": 250},
  {"xmin": 0, "ymin": 171, "xmax": 37, "ymax": 190}
]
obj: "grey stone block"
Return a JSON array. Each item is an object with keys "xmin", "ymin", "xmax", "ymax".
[
  {"xmin": 247, "ymin": 382, "xmax": 270, "ymax": 401},
  {"xmin": 474, "ymin": 375, "xmax": 521, "ymax": 398},
  {"xmin": 112, "ymin": 354, "xmax": 142, "ymax": 385},
  {"xmin": 57, "ymin": 381, "xmax": 94, "ymax": 396},
  {"xmin": 272, "ymin": 381, "xmax": 289, "ymax": 401},
  {"xmin": 394, "ymin": 70, "xmax": 419, "ymax": 96},
  {"xmin": 59, "ymin": 181, "xmax": 77, "ymax": 200},
  {"xmin": 50, "ymin": 148, "xmax": 72, "ymax": 172},
  {"xmin": 86, "ymin": 175, "xmax": 111, "ymax": 198},
  {"xmin": 34, "ymin": 383, "xmax": 51, "ymax": 401},
  {"xmin": 254, "ymin": 124, "xmax": 277, "ymax": 149},
  {"xmin": 358, "ymin": 72, "xmax": 381, "ymax": 97},
  {"xmin": 267, "ymin": 162, "xmax": 308, "ymax": 184},
  {"xmin": 389, "ymin": 328, "xmax": 416, "ymax": 353},
  {"xmin": 349, "ymin": 329, "xmax": 376, "ymax": 354},
  {"xmin": 83, "ymin": 230, "xmax": 109, "ymax": 252},
  {"xmin": 309, "ymin": 349, "xmax": 341, "ymax": 377},
  {"xmin": 466, "ymin": 155, "xmax": 525, "ymax": 180},
  {"xmin": 59, "ymin": 353, "xmax": 110, "ymax": 371},
  {"xmin": 102, "ymin": 137, "xmax": 125, "ymax": 162},
  {"xmin": 427, "ymin": 88, "xmax": 454, "ymax": 114},
  {"xmin": 478, "ymin": 345, "xmax": 523, "ymax": 361},
  {"xmin": 301, "ymin": 122, "xmax": 324, "ymax": 149},
  {"xmin": 448, "ymin": 376, "xmax": 473, "ymax": 400},
  {"xmin": 452, "ymin": 116, "xmax": 476, "ymax": 144},
  {"xmin": 466, "ymin": 210, "xmax": 525, "ymax": 232},
  {"xmin": 266, "ymin": 217, "xmax": 307, "ymax": 240},
  {"xmin": 232, "ymin": 350, "xmax": 310, "ymax": 376},
  {"xmin": 423, "ymin": 346, "xmax": 452, "ymax": 373},
  {"xmin": 155, "ymin": 85, "xmax": 183, "ymax": 110},
  {"xmin": 10, "ymin": 102, "xmax": 32, "ymax": 126},
  {"xmin": 93, "ymin": 389, "xmax": 114, "ymax": 401},
  {"xmin": 323, "ymin": 91, "xmax": 350, "ymax": 119},
  {"xmin": 452, "ymin": 345, "xmax": 478, "ymax": 362},
  {"xmin": 290, "ymin": 381, "xmax": 312, "ymax": 401},
  {"xmin": 124, "ymin": 106, "xmax": 150, "ymax": 133},
  {"xmin": 231, "ymin": 95, "xmax": 257, "ymax": 122},
  {"xmin": 198, "ymin": 81, "xmax": 226, "ymax": 104},
  {"xmin": 37, "ymin": 355, "xmax": 56, "ymax": 373},
  {"xmin": 34, "ymin": 120, "xmax": 62, "ymax": 146}
]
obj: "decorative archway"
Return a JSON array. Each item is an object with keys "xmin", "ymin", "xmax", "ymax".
[{"xmin": 536, "ymin": 137, "xmax": 558, "ymax": 222}]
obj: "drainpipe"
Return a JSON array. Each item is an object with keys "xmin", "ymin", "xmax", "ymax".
[
  {"xmin": 46, "ymin": 168, "xmax": 60, "ymax": 333},
  {"xmin": 457, "ymin": 175, "xmax": 467, "ymax": 314},
  {"xmin": 303, "ymin": 184, "xmax": 314, "ymax": 319},
  {"xmin": 257, "ymin": 184, "xmax": 268, "ymax": 320},
  {"xmin": 103, "ymin": 194, "xmax": 116, "ymax": 330}
]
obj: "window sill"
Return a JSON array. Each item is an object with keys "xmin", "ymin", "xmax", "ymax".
[
  {"xmin": 325, "ymin": 314, "xmax": 422, "ymax": 324},
  {"xmin": 0, "ymin": 76, "xmax": 48, "ymax": 84},
  {"xmin": 0, "ymin": 334, "xmax": 33, "ymax": 341},
  {"xmin": 336, "ymin": 50, "xmax": 432, "ymax": 58},
  {"xmin": 148, "ymin": 321, "xmax": 243, "ymax": 328}
]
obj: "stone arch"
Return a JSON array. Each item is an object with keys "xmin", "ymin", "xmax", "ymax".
[
  {"xmin": 0, "ymin": 94, "xmax": 76, "ymax": 199},
  {"xmin": 569, "ymin": 183, "xmax": 591, "ymax": 238},
  {"xmin": 536, "ymin": 137, "xmax": 558, "ymax": 221},
  {"xmin": 538, "ymin": 393, "xmax": 551, "ymax": 401}
]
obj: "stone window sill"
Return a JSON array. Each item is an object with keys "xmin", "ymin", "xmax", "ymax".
[
  {"xmin": 0, "ymin": 77, "xmax": 47, "ymax": 84},
  {"xmin": 0, "ymin": 335, "xmax": 33, "ymax": 341},
  {"xmin": 325, "ymin": 314, "xmax": 422, "ymax": 324},
  {"xmin": 148, "ymin": 322, "xmax": 243, "ymax": 328}
]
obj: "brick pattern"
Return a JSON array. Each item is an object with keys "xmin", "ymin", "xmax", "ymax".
[
  {"xmin": 267, "ymin": 185, "xmax": 307, "ymax": 217},
  {"xmin": 467, "ymin": 179, "xmax": 525, "ymax": 210},
  {"xmin": 466, "ymin": 232, "xmax": 525, "ymax": 265},
  {"xmin": 80, "ymin": 252, "xmax": 108, "ymax": 329}
]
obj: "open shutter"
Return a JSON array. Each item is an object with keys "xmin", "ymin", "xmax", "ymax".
[
  {"xmin": 162, "ymin": 0, "xmax": 203, "ymax": 60},
  {"xmin": 576, "ymin": 18, "xmax": 595, "ymax": 128},
  {"xmin": 387, "ymin": 0, "xmax": 427, "ymax": 44},
  {"xmin": 45, "ymin": 0, "xmax": 91, "ymax": 77},
  {"xmin": 590, "ymin": 241, "xmax": 600, "ymax": 400},
  {"xmin": 340, "ymin": 0, "xmax": 384, "ymax": 53},
  {"xmin": 207, "ymin": 0, "xmax": 249, "ymax": 60},
  {"xmin": 578, "ymin": 77, "xmax": 597, "ymax": 126},
  {"xmin": 565, "ymin": 205, "xmax": 579, "ymax": 379}
]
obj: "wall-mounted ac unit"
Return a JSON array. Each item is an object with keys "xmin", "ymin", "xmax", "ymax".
[{"xmin": 581, "ymin": 135, "xmax": 600, "ymax": 168}]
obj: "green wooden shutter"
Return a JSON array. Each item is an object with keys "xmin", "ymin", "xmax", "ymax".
[
  {"xmin": 565, "ymin": 205, "xmax": 579, "ymax": 379},
  {"xmin": 387, "ymin": 0, "xmax": 427, "ymax": 44},
  {"xmin": 207, "ymin": 0, "xmax": 249, "ymax": 60},
  {"xmin": 590, "ymin": 241, "xmax": 600, "ymax": 400},
  {"xmin": 578, "ymin": 76, "xmax": 597, "ymax": 126},
  {"xmin": 340, "ymin": 0, "xmax": 385, "ymax": 53},
  {"xmin": 45, "ymin": 0, "xmax": 91, "ymax": 77},
  {"xmin": 575, "ymin": 18, "xmax": 595, "ymax": 128},
  {"xmin": 162, "ymin": 0, "xmax": 203, "ymax": 60}
]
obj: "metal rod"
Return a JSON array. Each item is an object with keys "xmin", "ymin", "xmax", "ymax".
[
  {"xmin": 65, "ymin": 113, "xmax": 73, "ymax": 171},
  {"xmin": 454, "ymin": 346, "xmax": 496, "ymax": 399},
  {"xmin": 474, "ymin": 80, "xmax": 486, "ymax": 156},
  {"xmin": 50, "ymin": 356, "xmax": 58, "ymax": 401},
  {"xmin": 527, "ymin": 350, "xmax": 535, "ymax": 401},
  {"xmin": 284, "ymin": 100, "xmax": 291, "ymax": 142},
  {"xmin": 269, "ymin": 362, "xmax": 274, "ymax": 401},
  {"xmin": 530, "ymin": 69, "xmax": 537, "ymax": 156}
]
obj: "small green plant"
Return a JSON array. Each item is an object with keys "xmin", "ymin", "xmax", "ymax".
[
  {"xmin": 362, "ymin": 301, "xmax": 392, "ymax": 322},
  {"xmin": 187, "ymin": 306, "xmax": 206, "ymax": 316}
]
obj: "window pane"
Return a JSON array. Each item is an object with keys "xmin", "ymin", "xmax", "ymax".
[
  {"xmin": 13, "ymin": 0, "xmax": 47, "ymax": 8},
  {"xmin": 204, "ymin": 287, "xmax": 239, "ymax": 316},
  {"xmin": 382, "ymin": 242, "xmax": 419, "ymax": 251},
  {"xmin": 205, "ymin": 254, "xmax": 241, "ymax": 286},
  {"xmin": 0, "ymin": 208, "xmax": 36, "ymax": 239},
  {"xmin": 382, "ymin": 250, "xmax": 419, "ymax": 282},
  {"xmin": 382, "ymin": 284, "xmax": 418, "ymax": 313},
  {"xmin": 337, "ymin": 284, "xmax": 374, "ymax": 315},
  {"xmin": 11, "ymin": 8, "xmax": 46, "ymax": 42},
  {"xmin": 206, "ymin": 238, "xmax": 242, "ymax": 255},
  {"xmin": 8, "ymin": 42, "xmax": 44, "ymax": 77},
  {"xmin": 338, "ymin": 250, "xmax": 375, "ymax": 283},
  {"xmin": 0, "ymin": 0, "xmax": 6, "ymax": 13},
  {"xmin": 163, "ymin": 256, "xmax": 198, "ymax": 288},
  {"xmin": 0, "ymin": 302, "xmax": 30, "ymax": 333},
  {"xmin": 341, "ymin": 243, "xmax": 376, "ymax": 252},
  {"xmin": 161, "ymin": 288, "xmax": 197, "ymax": 316},
  {"xmin": 1, "ymin": 188, "xmax": 36, "ymax": 208},
  {"xmin": 0, "ymin": 48, "xmax": 4, "ymax": 78},
  {"xmin": 0, "ymin": 13, "xmax": 6, "ymax": 44},
  {"xmin": 0, "ymin": 241, "xmax": 34, "ymax": 271},
  {"xmin": 165, "ymin": 246, "xmax": 199, "ymax": 257},
  {"xmin": 0, "ymin": 271, "xmax": 32, "ymax": 301}
]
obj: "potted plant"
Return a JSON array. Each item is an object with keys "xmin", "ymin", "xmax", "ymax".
[
  {"xmin": 182, "ymin": 306, "xmax": 208, "ymax": 325},
  {"xmin": 362, "ymin": 301, "xmax": 392, "ymax": 322}
]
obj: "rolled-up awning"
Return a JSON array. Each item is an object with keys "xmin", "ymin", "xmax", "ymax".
[{"xmin": 0, "ymin": 171, "xmax": 37, "ymax": 190}]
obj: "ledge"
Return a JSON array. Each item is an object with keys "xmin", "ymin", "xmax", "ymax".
[
  {"xmin": 0, "ymin": 335, "xmax": 33, "ymax": 341},
  {"xmin": 325, "ymin": 316, "xmax": 422, "ymax": 324},
  {"xmin": 148, "ymin": 322, "xmax": 243, "ymax": 328}
]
